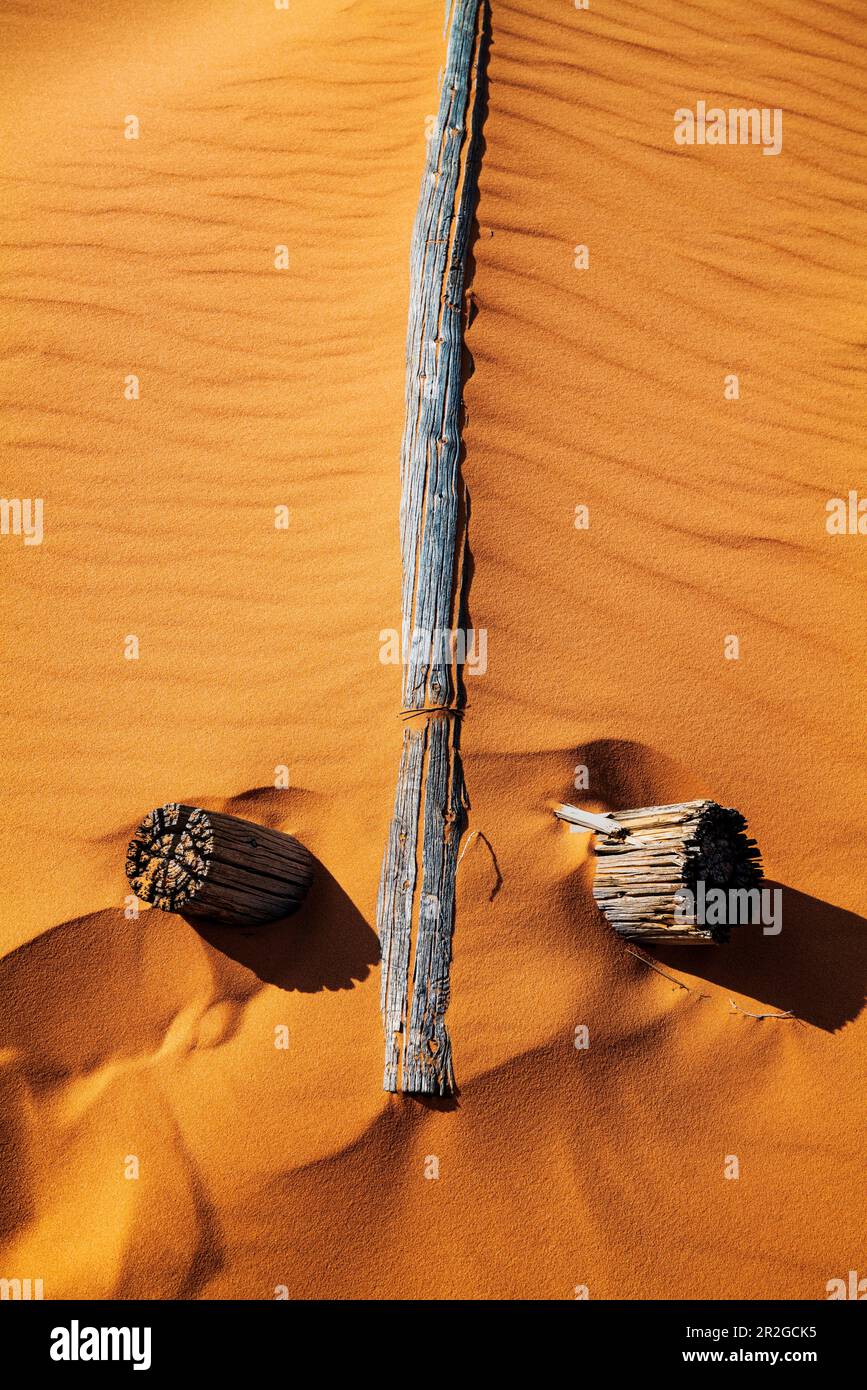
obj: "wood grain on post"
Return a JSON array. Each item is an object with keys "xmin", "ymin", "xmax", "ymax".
[
  {"xmin": 376, "ymin": 0, "xmax": 485, "ymax": 1095},
  {"xmin": 126, "ymin": 803, "xmax": 313, "ymax": 926},
  {"xmin": 555, "ymin": 799, "xmax": 763, "ymax": 944}
]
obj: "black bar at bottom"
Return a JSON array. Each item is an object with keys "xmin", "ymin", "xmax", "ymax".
[{"xmin": 2, "ymin": 1297, "xmax": 861, "ymax": 1374}]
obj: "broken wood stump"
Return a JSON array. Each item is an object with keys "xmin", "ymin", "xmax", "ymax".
[
  {"xmin": 555, "ymin": 799, "xmax": 763, "ymax": 945},
  {"xmin": 126, "ymin": 803, "xmax": 313, "ymax": 926}
]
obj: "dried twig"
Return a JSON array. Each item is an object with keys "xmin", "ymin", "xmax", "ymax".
[
  {"xmin": 729, "ymin": 1000, "xmax": 796, "ymax": 1020},
  {"xmin": 625, "ymin": 946, "xmax": 691, "ymax": 991},
  {"xmin": 455, "ymin": 829, "xmax": 502, "ymax": 899},
  {"xmin": 456, "ymin": 828, "xmax": 481, "ymax": 868}
]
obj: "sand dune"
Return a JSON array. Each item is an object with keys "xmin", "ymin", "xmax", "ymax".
[{"xmin": 1, "ymin": 0, "xmax": 864, "ymax": 1298}]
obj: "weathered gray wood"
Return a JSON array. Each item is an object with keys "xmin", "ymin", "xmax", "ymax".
[
  {"xmin": 126, "ymin": 803, "xmax": 313, "ymax": 926},
  {"xmin": 554, "ymin": 804, "xmax": 624, "ymax": 836},
  {"xmin": 557, "ymin": 798, "xmax": 763, "ymax": 945},
  {"xmin": 377, "ymin": 0, "xmax": 484, "ymax": 1094},
  {"xmin": 379, "ymin": 726, "xmax": 426, "ymax": 1091}
]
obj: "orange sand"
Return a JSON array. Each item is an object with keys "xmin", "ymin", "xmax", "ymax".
[{"xmin": 1, "ymin": 0, "xmax": 864, "ymax": 1299}]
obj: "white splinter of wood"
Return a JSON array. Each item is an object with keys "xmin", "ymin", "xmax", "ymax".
[
  {"xmin": 555, "ymin": 802, "xmax": 650, "ymax": 847},
  {"xmin": 554, "ymin": 804, "xmax": 627, "ymax": 836},
  {"xmin": 377, "ymin": 0, "xmax": 484, "ymax": 1095}
]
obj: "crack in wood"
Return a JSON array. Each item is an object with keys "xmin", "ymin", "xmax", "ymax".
[
  {"xmin": 126, "ymin": 803, "xmax": 313, "ymax": 926},
  {"xmin": 376, "ymin": 0, "xmax": 484, "ymax": 1094}
]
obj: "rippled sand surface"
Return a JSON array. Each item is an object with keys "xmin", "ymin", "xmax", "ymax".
[{"xmin": 1, "ymin": 0, "xmax": 864, "ymax": 1298}]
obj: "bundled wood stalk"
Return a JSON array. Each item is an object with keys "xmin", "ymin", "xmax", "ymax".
[
  {"xmin": 555, "ymin": 799, "xmax": 763, "ymax": 944},
  {"xmin": 126, "ymin": 803, "xmax": 313, "ymax": 926},
  {"xmin": 377, "ymin": 0, "xmax": 485, "ymax": 1094}
]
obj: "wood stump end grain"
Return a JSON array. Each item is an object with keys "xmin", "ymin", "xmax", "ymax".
[{"xmin": 126, "ymin": 803, "xmax": 313, "ymax": 927}]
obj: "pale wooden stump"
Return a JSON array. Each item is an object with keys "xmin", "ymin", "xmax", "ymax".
[{"xmin": 556, "ymin": 799, "xmax": 763, "ymax": 944}]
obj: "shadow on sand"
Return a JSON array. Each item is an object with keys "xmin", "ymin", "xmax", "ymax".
[
  {"xmin": 568, "ymin": 738, "xmax": 867, "ymax": 1033},
  {"xmin": 190, "ymin": 853, "xmax": 379, "ymax": 994}
]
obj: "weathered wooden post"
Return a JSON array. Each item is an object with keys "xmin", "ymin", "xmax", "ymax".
[
  {"xmin": 555, "ymin": 800, "xmax": 763, "ymax": 944},
  {"xmin": 126, "ymin": 803, "xmax": 313, "ymax": 926},
  {"xmin": 376, "ymin": 0, "xmax": 486, "ymax": 1094}
]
